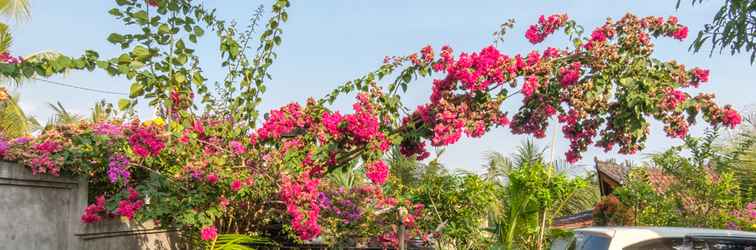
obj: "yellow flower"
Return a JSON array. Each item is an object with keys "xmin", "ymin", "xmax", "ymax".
[
  {"xmin": 751, "ymin": 223, "xmax": 756, "ymax": 230},
  {"xmin": 144, "ymin": 117, "xmax": 165, "ymax": 127}
]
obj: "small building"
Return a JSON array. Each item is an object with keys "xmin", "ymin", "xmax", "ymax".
[{"xmin": 552, "ymin": 158, "xmax": 631, "ymax": 229}]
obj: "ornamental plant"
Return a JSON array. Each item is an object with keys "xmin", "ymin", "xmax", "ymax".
[
  {"xmin": 0, "ymin": 0, "xmax": 746, "ymax": 247},
  {"xmin": 609, "ymin": 130, "xmax": 752, "ymax": 230}
]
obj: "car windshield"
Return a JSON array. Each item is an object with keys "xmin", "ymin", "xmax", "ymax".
[
  {"xmin": 622, "ymin": 236, "xmax": 756, "ymax": 250},
  {"xmin": 567, "ymin": 233, "xmax": 611, "ymax": 250}
]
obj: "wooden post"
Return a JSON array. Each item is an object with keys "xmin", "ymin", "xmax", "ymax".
[{"xmin": 399, "ymin": 223, "xmax": 406, "ymax": 250}]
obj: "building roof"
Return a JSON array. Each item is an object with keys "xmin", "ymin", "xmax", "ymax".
[
  {"xmin": 553, "ymin": 210, "xmax": 593, "ymax": 229},
  {"xmin": 594, "ymin": 159, "xmax": 629, "ymax": 184}
]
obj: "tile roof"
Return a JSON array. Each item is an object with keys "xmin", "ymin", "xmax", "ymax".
[
  {"xmin": 594, "ymin": 158, "xmax": 629, "ymax": 184},
  {"xmin": 552, "ymin": 210, "xmax": 593, "ymax": 229}
]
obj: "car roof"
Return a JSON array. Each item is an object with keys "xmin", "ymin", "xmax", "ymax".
[{"xmin": 574, "ymin": 227, "xmax": 756, "ymax": 248}]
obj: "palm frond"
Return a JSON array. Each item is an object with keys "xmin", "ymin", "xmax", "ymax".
[
  {"xmin": 207, "ymin": 234, "xmax": 276, "ymax": 250},
  {"xmin": 0, "ymin": 92, "xmax": 33, "ymax": 137},
  {"xmin": 47, "ymin": 101, "xmax": 83, "ymax": 126},
  {"xmin": 0, "ymin": 0, "xmax": 31, "ymax": 21},
  {"xmin": 0, "ymin": 22, "xmax": 11, "ymax": 53}
]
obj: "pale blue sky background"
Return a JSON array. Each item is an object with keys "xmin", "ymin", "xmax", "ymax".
[{"xmin": 7, "ymin": 1, "xmax": 755, "ymax": 173}]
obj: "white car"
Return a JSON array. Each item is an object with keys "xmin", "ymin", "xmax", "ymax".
[{"xmin": 558, "ymin": 227, "xmax": 756, "ymax": 250}]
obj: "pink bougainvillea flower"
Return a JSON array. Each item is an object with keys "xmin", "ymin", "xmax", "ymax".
[
  {"xmin": 0, "ymin": 52, "xmax": 23, "ymax": 64},
  {"xmin": 94, "ymin": 122, "xmax": 124, "ymax": 137},
  {"xmin": 107, "ymin": 154, "xmax": 131, "ymax": 183},
  {"xmin": 116, "ymin": 187, "xmax": 144, "ymax": 220},
  {"xmin": 722, "ymin": 107, "xmax": 742, "ymax": 128},
  {"xmin": 229, "ymin": 140, "xmax": 246, "ymax": 155},
  {"xmin": 691, "ymin": 67, "xmax": 710, "ymax": 86},
  {"xmin": 81, "ymin": 195, "xmax": 106, "ymax": 223},
  {"xmin": 200, "ymin": 226, "xmax": 218, "ymax": 241},
  {"xmin": 206, "ymin": 174, "xmax": 218, "ymax": 184},
  {"xmin": 128, "ymin": 125, "xmax": 165, "ymax": 158},
  {"xmin": 365, "ymin": 160, "xmax": 389, "ymax": 185},
  {"xmin": 522, "ymin": 75, "xmax": 539, "ymax": 97},
  {"xmin": 0, "ymin": 139, "xmax": 8, "ymax": 157},
  {"xmin": 672, "ymin": 26, "xmax": 688, "ymax": 40},
  {"xmin": 230, "ymin": 179, "xmax": 242, "ymax": 192}
]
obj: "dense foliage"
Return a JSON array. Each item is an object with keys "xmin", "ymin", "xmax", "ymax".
[
  {"xmin": 596, "ymin": 130, "xmax": 756, "ymax": 231},
  {"xmin": 679, "ymin": 0, "xmax": 756, "ymax": 63},
  {"xmin": 0, "ymin": 0, "xmax": 746, "ymax": 248}
]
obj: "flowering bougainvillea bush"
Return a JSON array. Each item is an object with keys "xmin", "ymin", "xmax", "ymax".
[{"xmin": 0, "ymin": 0, "xmax": 746, "ymax": 247}]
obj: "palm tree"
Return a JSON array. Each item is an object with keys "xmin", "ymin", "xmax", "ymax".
[
  {"xmin": 0, "ymin": 0, "xmax": 30, "ymax": 22},
  {"xmin": 0, "ymin": 93, "xmax": 38, "ymax": 138},
  {"xmin": 46, "ymin": 101, "xmax": 83, "ymax": 126},
  {"xmin": 485, "ymin": 139, "xmax": 599, "ymax": 250}
]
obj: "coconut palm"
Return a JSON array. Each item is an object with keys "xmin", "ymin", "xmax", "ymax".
[
  {"xmin": 46, "ymin": 101, "xmax": 83, "ymax": 126},
  {"xmin": 0, "ymin": 93, "xmax": 38, "ymax": 138},
  {"xmin": 0, "ymin": 0, "xmax": 30, "ymax": 22},
  {"xmin": 485, "ymin": 140, "xmax": 600, "ymax": 250}
]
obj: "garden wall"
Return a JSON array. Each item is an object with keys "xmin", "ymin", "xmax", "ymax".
[{"xmin": 0, "ymin": 161, "xmax": 187, "ymax": 250}]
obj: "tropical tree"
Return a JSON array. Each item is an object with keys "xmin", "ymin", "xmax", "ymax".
[
  {"xmin": 610, "ymin": 129, "xmax": 751, "ymax": 229},
  {"xmin": 0, "ymin": 93, "xmax": 37, "ymax": 138},
  {"xmin": 678, "ymin": 0, "xmax": 756, "ymax": 63},
  {"xmin": 486, "ymin": 140, "xmax": 596, "ymax": 250},
  {"xmin": 46, "ymin": 101, "xmax": 83, "ymax": 126},
  {"xmin": 0, "ymin": 0, "xmax": 30, "ymax": 22}
]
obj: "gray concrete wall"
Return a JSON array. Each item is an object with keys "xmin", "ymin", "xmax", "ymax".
[{"xmin": 0, "ymin": 161, "xmax": 188, "ymax": 250}]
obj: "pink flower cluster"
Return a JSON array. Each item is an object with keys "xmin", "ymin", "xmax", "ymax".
[
  {"xmin": 722, "ymin": 107, "xmax": 742, "ymax": 128},
  {"xmin": 257, "ymin": 103, "xmax": 306, "ymax": 140},
  {"xmin": 690, "ymin": 67, "xmax": 710, "ymax": 87},
  {"xmin": 0, "ymin": 139, "xmax": 8, "ymax": 157},
  {"xmin": 559, "ymin": 62, "xmax": 581, "ymax": 87},
  {"xmin": 94, "ymin": 122, "xmax": 124, "ymax": 137},
  {"xmin": 399, "ymin": 140, "xmax": 430, "ymax": 160},
  {"xmin": 727, "ymin": 202, "xmax": 756, "ymax": 230},
  {"xmin": 280, "ymin": 173, "xmax": 321, "ymax": 240},
  {"xmin": 229, "ymin": 140, "xmax": 246, "ymax": 155},
  {"xmin": 28, "ymin": 140, "xmax": 63, "ymax": 176},
  {"xmin": 522, "ymin": 75, "xmax": 539, "ymax": 97},
  {"xmin": 107, "ymin": 154, "xmax": 130, "ymax": 183},
  {"xmin": 0, "ymin": 52, "xmax": 23, "ymax": 64},
  {"xmin": 365, "ymin": 160, "xmax": 389, "ymax": 185},
  {"xmin": 81, "ymin": 195, "xmax": 107, "ymax": 223},
  {"xmin": 200, "ymin": 226, "xmax": 218, "ymax": 241},
  {"xmin": 116, "ymin": 187, "xmax": 144, "ymax": 220},
  {"xmin": 525, "ymin": 14, "xmax": 569, "ymax": 44},
  {"xmin": 662, "ymin": 88, "xmax": 687, "ymax": 110},
  {"xmin": 128, "ymin": 124, "xmax": 165, "ymax": 158}
]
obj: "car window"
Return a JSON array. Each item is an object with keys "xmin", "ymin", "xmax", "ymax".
[
  {"xmin": 623, "ymin": 238, "xmax": 683, "ymax": 250},
  {"xmin": 687, "ymin": 236, "xmax": 756, "ymax": 250},
  {"xmin": 623, "ymin": 237, "xmax": 756, "ymax": 250},
  {"xmin": 574, "ymin": 234, "xmax": 611, "ymax": 250}
]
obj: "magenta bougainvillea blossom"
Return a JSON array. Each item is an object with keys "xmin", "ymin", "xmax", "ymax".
[
  {"xmin": 200, "ymin": 225, "xmax": 218, "ymax": 241},
  {"xmin": 0, "ymin": 52, "xmax": 23, "ymax": 64},
  {"xmin": 116, "ymin": 187, "xmax": 144, "ymax": 220},
  {"xmin": 365, "ymin": 160, "xmax": 389, "ymax": 185},
  {"xmin": 80, "ymin": 195, "xmax": 106, "ymax": 223},
  {"xmin": 128, "ymin": 123, "xmax": 165, "ymax": 158},
  {"xmin": 107, "ymin": 154, "xmax": 130, "ymax": 183}
]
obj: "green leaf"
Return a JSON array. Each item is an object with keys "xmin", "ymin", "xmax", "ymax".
[
  {"xmin": 133, "ymin": 10, "xmax": 149, "ymax": 23},
  {"xmin": 133, "ymin": 45, "xmax": 150, "ymax": 59},
  {"xmin": 118, "ymin": 99, "xmax": 131, "ymax": 110},
  {"xmin": 174, "ymin": 73, "xmax": 187, "ymax": 84},
  {"xmin": 193, "ymin": 26, "xmax": 204, "ymax": 37},
  {"xmin": 158, "ymin": 24, "xmax": 170, "ymax": 34},
  {"xmin": 107, "ymin": 33, "xmax": 125, "ymax": 44},
  {"xmin": 129, "ymin": 82, "xmax": 143, "ymax": 98},
  {"xmin": 108, "ymin": 8, "xmax": 123, "ymax": 17}
]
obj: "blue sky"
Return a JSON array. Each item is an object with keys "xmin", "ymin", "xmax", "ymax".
[{"xmin": 8, "ymin": 0, "xmax": 755, "ymax": 173}]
